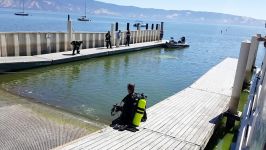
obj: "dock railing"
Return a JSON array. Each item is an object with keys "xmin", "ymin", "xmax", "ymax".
[
  {"xmin": 235, "ymin": 36, "xmax": 266, "ymax": 150},
  {"xmin": 0, "ymin": 20, "xmax": 162, "ymax": 57},
  {"xmin": 235, "ymin": 70, "xmax": 260, "ymax": 149}
]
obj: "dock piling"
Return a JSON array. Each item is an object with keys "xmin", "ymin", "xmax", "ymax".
[
  {"xmin": 67, "ymin": 16, "xmax": 73, "ymax": 45},
  {"xmin": 229, "ymin": 41, "xmax": 251, "ymax": 115},
  {"xmin": 111, "ymin": 23, "xmax": 115, "ymax": 47},
  {"xmin": 246, "ymin": 36, "xmax": 259, "ymax": 72}
]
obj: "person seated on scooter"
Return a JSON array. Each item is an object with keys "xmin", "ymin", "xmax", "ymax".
[
  {"xmin": 169, "ymin": 37, "xmax": 175, "ymax": 44},
  {"xmin": 111, "ymin": 84, "xmax": 147, "ymax": 131},
  {"xmin": 181, "ymin": 36, "xmax": 186, "ymax": 43}
]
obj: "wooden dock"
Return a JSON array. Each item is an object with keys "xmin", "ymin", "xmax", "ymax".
[
  {"xmin": 54, "ymin": 58, "xmax": 238, "ymax": 150},
  {"xmin": 0, "ymin": 41, "xmax": 164, "ymax": 72}
]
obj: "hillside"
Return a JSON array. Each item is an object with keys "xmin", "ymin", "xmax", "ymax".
[{"xmin": 0, "ymin": 0, "xmax": 264, "ymax": 26}]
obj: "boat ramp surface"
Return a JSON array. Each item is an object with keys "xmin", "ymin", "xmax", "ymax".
[{"xmin": 54, "ymin": 58, "xmax": 237, "ymax": 150}]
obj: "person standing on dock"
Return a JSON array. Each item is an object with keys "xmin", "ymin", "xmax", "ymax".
[
  {"xmin": 125, "ymin": 30, "xmax": 131, "ymax": 46},
  {"xmin": 116, "ymin": 30, "xmax": 121, "ymax": 48},
  {"xmin": 105, "ymin": 31, "xmax": 112, "ymax": 49},
  {"xmin": 160, "ymin": 30, "xmax": 164, "ymax": 41}
]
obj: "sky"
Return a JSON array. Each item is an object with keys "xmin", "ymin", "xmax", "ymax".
[{"xmin": 96, "ymin": 0, "xmax": 266, "ymax": 20}]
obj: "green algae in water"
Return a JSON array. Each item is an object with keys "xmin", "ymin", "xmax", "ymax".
[{"xmin": 205, "ymin": 91, "xmax": 249, "ymax": 150}]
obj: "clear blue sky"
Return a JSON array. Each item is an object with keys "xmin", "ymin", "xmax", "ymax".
[{"xmin": 96, "ymin": 0, "xmax": 266, "ymax": 20}]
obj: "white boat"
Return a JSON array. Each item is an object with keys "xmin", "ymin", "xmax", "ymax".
[
  {"xmin": 78, "ymin": 0, "xmax": 91, "ymax": 21},
  {"xmin": 78, "ymin": 16, "xmax": 90, "ymax": 21},
  {"xmin": 14, "ymin": 0, "xmax": 28, "ymax": 16},
  {"xmin": 133, "ymin": 21, "xmax": 147, "ymax": 27}
]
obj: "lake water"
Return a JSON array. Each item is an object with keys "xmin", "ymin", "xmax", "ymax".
[{"xmin": 0, "ymin": 8, "xmax": 265, "ymax": 124}]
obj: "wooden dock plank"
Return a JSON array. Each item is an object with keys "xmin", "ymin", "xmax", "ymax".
[
  {"xmin": 54, "ymin": 58, "xmax": 238, "ymax": 150},
  {"xmin": 190, "ymin": 58, "xmax": 237, "ymax": 96}
]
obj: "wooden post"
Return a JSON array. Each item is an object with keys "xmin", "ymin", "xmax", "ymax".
[
  {"xmin": 98, "ymin": 33, "xmax": 101, "ymax": 47},
  {"xmin": 25, "ymin": 33, "xmax": 31, "ymax": 56},
  {"xmin": 246, "ymin": 36, "xmax": 259, "ymax": 72},
  {"xmin": 153, "ymin": 30, "xmax": 155, "ymax": 41},
  {"xmin": 132, "ymin": 31, "xmax": 135, "ymax": 44},
  {"xmin": 56, "ymin": 33, "xmax": 60, "ymax": 53},
  {"xmin": 111, "ymin": 23, "xmax": 115, "ymax": 47},
  {"xmin": 0, "ymin": 34, "xmax": 1, "ymax": 57},
  {"xmin": 229, "ymin": 41, "xmax": 251, "ymax": 114},
  {"xmin": 149, "ymin": 30, "xmax": 151, "ymax": 42},
  {"xmin": 157, "ymin": 25, "xmax": 161, "ymax": 41},
  {"xmin": 141, "ymin": 31, "xmax": 144, "ymax": 43},
  {"xmin": 46, "ymin": 33, "xmax": 51, "ymax": 54},
  {"xmin": 86, "ymin": 33, "xmax": 90, "ymax": 48},
  {"xmin": 92, "ymin": 33, "xmax": 95, "ymax": 48},
  {"xmin": 121, "ymin": 32, "xmax": 124, "ymax": 46},
  {"xmin": 64, "ymin": 33, "xmax": 68, "ymax": 51},
  {"xmin": 0, "ymin": 34, "xmax": 7, "ymax": 56},
  {"xmin": 36, "ymin": 33, "xmax": 41, "ymax": 55},
  {"xmin": 13, "ymin": 34, "xmax": 19, "ymax": 56},
  {"xmin": 79, "ymin": 33, "xmax": 82, "ymax": 41}
]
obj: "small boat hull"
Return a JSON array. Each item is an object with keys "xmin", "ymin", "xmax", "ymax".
[
  {"xmin": 78, "ymin": 16, "xmax": 90, "ymax": 21},
  {"xmin": 164, "ymin": 42, "xmax": 190, "ymax": 49},
  {"xmin": 133, "ymin": 23, "xmax": 147, "ymax": 27},
  {"xmin": 14, "ymin": 12, "xmax": 29, "ymax": 16}
]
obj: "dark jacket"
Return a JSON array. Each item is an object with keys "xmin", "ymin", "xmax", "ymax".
[
  {"xmin": 105, "ymin": 33, "xmax": 111, "ymax": 42},
  {"xmin": 126, "ymin": 31, "xmax": 130, "ymax": 39},
  {"xmin": 120, "ymin": 93, "xmax": 147, "ymax": 125},
  {"xmin": 120, "ymin": 93, "xmax": 136, "ymax": 125}
]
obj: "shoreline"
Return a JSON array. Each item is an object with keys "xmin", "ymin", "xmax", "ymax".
[{"xmin": 0, "ymin": 88, "xmax": 105, "ymax": 149}]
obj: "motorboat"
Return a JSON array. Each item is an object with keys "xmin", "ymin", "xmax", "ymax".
[
  {"xmin": 164, "ymin": 37, "xmax": 190, "ymax": 48},
  {"xmin": 133, "ymin": 21, "xmax": 147, "ymax": 27}
]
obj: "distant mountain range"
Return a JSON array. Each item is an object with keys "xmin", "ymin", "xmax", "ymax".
[{"xmin": 0, "ymin": 0, "xmax": 264, "ymax": 26}]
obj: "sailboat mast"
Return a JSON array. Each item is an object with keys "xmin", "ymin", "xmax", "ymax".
[
  {"xmin": 85, "ymin": 0, "xmax": 87, "ymax": 17},
  {"xmin": 23, "ymin": 0, "xmax": 25, "ymax": 13}
]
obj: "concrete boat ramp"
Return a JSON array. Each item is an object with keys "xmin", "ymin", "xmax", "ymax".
[
  {"xmin": 0, "ymin": 41, "xmax": 164, "ymax": 72},
  {"xmin": 54, "ymin": 58, "xmax": 238, "ymax": 150}
]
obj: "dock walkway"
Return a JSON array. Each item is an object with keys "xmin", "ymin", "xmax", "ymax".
[
  {"xmin": 0, "ymin": 41, "xmax": 164, "ymax": 72},
  {"xmin": 54, "ymin": 58, "xmax": 238, "ymax": 150}
]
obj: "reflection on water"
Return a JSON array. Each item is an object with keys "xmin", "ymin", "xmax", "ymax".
[{"xmin": 0, "ymin": 48, "xmax": 199, "ymax": 123}]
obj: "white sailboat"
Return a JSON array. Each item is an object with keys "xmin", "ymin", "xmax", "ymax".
[
  {"xmin": 78, "ymin": 0, "xmax": 90, "ymax": 21},
  {"xmin": 14, "ymin": 0, "xmax": 29, "ymax": 16}
]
